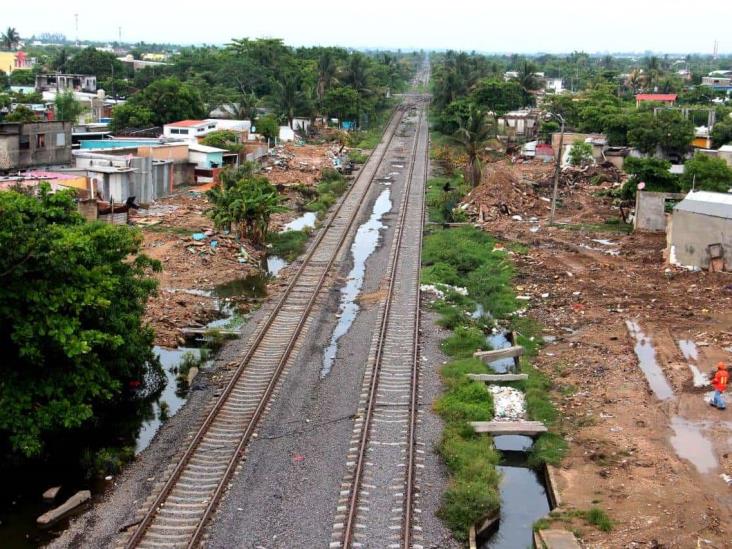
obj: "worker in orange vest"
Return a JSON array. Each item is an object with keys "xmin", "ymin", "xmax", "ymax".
[{"xmin": 711, "ymin": 362, "xmax": 729, "ymax": 410}]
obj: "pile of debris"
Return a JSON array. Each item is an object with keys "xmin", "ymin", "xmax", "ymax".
[
  {"xmin": 263, "ymin": 143, "xmax": 346, "ymax": 186},
  {"xmin": 536, "ymin": 161, "xmax": 624, "ymax": 188}
]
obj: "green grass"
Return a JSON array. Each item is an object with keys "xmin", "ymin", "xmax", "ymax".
[
  {"xmin": 585, "ymin": 507, "xmax": 613, "ymax": 532},
  {"xmin": 348, "ymin": 149, "xmax": 368, "ymax": 164},
  {"xmin": 425, "ymin": 175, "xmax": 470, "ymax": 223},
  {"xmin": 142, "ymin": 224, "xmax": 194, "ymax": 237},
  {"xmin": 561, "ymin": 219, "xmax": 632, "ymax": 234},
  {"xmin": 441, "ymin": 326, "xmax": 487, "ymax": 358},
  {"xmin": 305, "ymin": 169, "xmax": 349, "ymax": 217},
  {"xmin": 268, "ymin": 229, "xmax": 310, "ymax": 260}
]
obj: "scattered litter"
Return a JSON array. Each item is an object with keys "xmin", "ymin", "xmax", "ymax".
[
  {"xmin": 192, "ymin": 233, "xmax": 206, "ymax": 241},
  {"xmin": 420, "ymin": 284, "xmax": 469, "ymax": 299},
  {"xmin": 488, "ymin": 385, "xmax": 526, "ymax": 421}
]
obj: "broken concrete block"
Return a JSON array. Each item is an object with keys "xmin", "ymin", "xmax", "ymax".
[
  {"xmin": 42, "ymin": 486, "xmax": 61, "ymax": 502},
  {"xmin": 36, "ymin": 490, "xmax": 91, "ymax": 527}
]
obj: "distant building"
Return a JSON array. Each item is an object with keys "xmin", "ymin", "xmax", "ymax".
[
  {"xmin": 635, "ymin": 94, "xmax": 677, "ymax": 108},
  {"xmin": 0, "ymin": 51, "xmax": 34, "ymax": 73},
  {"xmin": 543, "ymin": 77, "xmax": 563, "ymax": 94},
  {"xmin": 636, "ymin": 92, "xmax": 675, "ymax": 106},
  {"xmin": 163, "ymin": 120, "xmax": 218, "ymax": 141},
  {"xmin": 117, "ymin": 54, "xmax": 170, "ymax": 71},
  {"xmin": 701, "ymin": 76, "xmax": 732, "ymax": 91},
  {"xmin": 669, "ymin": 191, "xmax": 732, "ymax": 271},
  {"xmin": 36, "ymin": 74, "xmax": 97, "ymax": 94},
  {"xmin": 188, "ymin": 143, "xmax": 225, "ymax": 169},
  {"xmin": 0, "ymin": 121, "xmax": 72, "ymax": 171},
  {"xmin": 497, "ymin": 109, "xmax": 541, "ymax": 142}
]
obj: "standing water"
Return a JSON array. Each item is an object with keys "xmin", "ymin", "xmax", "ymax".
[
  {"xmin": 482, "ymin": 436, "xmax": 551, "ymax": 549},
  {"xmin": 625, "ymin": 320, "xmax": 674, "ymax": 400},
  {"xmin": 321, "ymin": 190, "xmax": 392, "ymax": 376},
  {"xmin": 281, "ymin": 211, "xmax": 317, "ymax": 232}
]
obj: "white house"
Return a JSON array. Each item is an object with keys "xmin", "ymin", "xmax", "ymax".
[{"xmin": 163, "ymin": 120, "xmax": 218, "ymax": 141}]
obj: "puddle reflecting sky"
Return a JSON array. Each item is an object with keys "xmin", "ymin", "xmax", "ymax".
[
  {"xmin": 321, "ymin": 189, "xmax": 392, "ymax": 376},
  {"xmin": 669, "ymin": 416, "xmax": 718, "ymax": 474},
  {"xmin": 625, "ymin": 320, "xmax": 674, "ymax": 401}
]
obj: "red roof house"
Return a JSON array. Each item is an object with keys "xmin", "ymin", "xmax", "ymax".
[{"xmin": 635, "ymin": 94, "xmax": 677, "ymax": 107}]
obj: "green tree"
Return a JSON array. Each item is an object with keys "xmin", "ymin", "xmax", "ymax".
[
  {"xmin": 5, "ymin": 105, "xmax": 36, "ymax": 122},
  {"xmin": 711, "ymin": 119, "xmax": 732, "ymax": 148},
  {"xmin": 273, "ymin": 71, "xmax": 308, "ymax": 128},
  {"xmin": 255, "ymin": 114, "xmax": 279, "ymax": 142},
  {"xmin": 681, "ymin": 155, "xmax": 732, "ymax": 192},
  {"xmin": 0, "ymin": 185, "xmax": 160, "ymax": 457},
  {"xmin": 112, "ymin": 77, "xmax": 205, "ymax": 129},
  {"xmin": 627, "ymin": 112, "xmax": 661, "ymax": 155},
  {"xmin": 470, "ymin": 79, "xmax": 525, "ymax": 116},
  {"xmin": 1, "ymin": 27, "xmax": 20, "ymax": 50},
  {"xmin": 620, "ymin": 157, "xmax": 679, "ymax": 198},
  {"xmin": 656, "ymin": 109, "xmax": 694, "ymax": 157},
  {"xmin": 324, "ymin": 86, "xmax": 359, "ymax": 123},
  {"xmin": 54, "ymin": 90, "xmax": 84, "ymax": 122},
  {"xmin": 206, "ymin": 168, "xmax": 285, "ymax": 243},
  {"xmin": 450, "ymin": 105, "xmax": 495, "ymax": 188},
  {"xmin": 67, "ymin": 47, "xmax": 125, "ymax": 80},
  {"xmin": 316, "ymin": 50, "xmax": 339, "ymax": 110},
  {"xmin": 109, "ymin": 102, "xmax": 154, "ymax": 132},
  {"xmin": 202, "ymin": 130, "xmax": 243, "ymax": 153},
  {"xmin": 568, "ymin": 141, "xmax": 593, "ymax": 166},
  {"xmin": 8, "ymin": 70, "xmax": 34, "ymax": 86}
]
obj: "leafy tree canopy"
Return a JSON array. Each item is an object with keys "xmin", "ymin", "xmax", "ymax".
[
  {"xmin": 111, "ymin": 77, "xmax": 205, "ymax": 129},
  {"xmin": 470, "ymin": 78, "xmax": 526, "ymax": 116},
  {"xmin": 54, "ymin": 90, "xmax": 84, "ymax": 122},
  {"xmin": 67, "ymin": 47, "xmax": 126, "ymax": 80},
  {"xmin": 620, "ymin": 157, "xmax": 679, "ymax": 198},
  {"xmin": 202, "ymin": 130, "xmax": 243, "ymax": 153},
  {"xmin": 0, "ymin": 186, "xmax": 160, "ymax": 457},
  {"xmin": 681, "ymin": 154, "xmax": 732, "ymax": 192}
]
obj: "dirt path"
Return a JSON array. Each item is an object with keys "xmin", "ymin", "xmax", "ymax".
[{"xmin": 470, "ymin": 160, "xmax": 732, "ymax": 546}]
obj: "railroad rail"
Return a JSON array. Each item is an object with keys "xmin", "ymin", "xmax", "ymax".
[
  {"xmin": 122, "ymin": 102, "xmax": 415, "ymax": 549},
  {"xmin": 332, "ymin": 97, "xmax": 429, "ymax": 548}
]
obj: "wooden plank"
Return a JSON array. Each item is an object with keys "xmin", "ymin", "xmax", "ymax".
[
  {"xmin": 473, "ymin": 346, "xmax": 524, "ymax": 361},
  {"xmin": 467, "ymin": 373, "xmax": 528, "ymax": 382},
  {"xmin": 179, "ymin": 328, "xmax": 240, "ymax": 336},
  {"xmin": 470, "ymin": 421, "xmax": 547, "ymax": 436}
]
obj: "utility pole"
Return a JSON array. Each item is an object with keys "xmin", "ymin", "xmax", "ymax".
[{"xmin": 549, "ymin": 114, "xmax": 565, "ymax": 225}]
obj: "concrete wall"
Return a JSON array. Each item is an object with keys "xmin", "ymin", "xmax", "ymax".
[
  {"xmin": 671, "ymin": 210, "xmax": 732, "ymax": 270},
  {"xmin": 137, "ymin": 144, "xmax": 189, "ymax": 162},
  {"xmin": 0, "ymin": 122, "xmax": 72, "ymax": 170},
  {"xmin": 634, "ymin": 191, "xmax": 686, "ymax": 232}
]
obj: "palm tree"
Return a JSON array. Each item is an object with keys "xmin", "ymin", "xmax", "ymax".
[
  {"xmin": 626, "ymin": 69, "xmax": 645, "ymax": 94},
  {"xmin": 1, "ymin": 27, "xmax": 20, "ymax": 50},
  {"xmin": 274, "ymin": 72, "xmax": 305, "ymax": 128},
  {"xmin": 516, "ymin": 59, "xmax": 540, "ymax": 90},
  {"xmin": 316, "ymin": 51, "xmax": 338, "ymax": 111},
  {"xmin": 450, "ymin": 105, "xmax": 495, "ymax": 188}
]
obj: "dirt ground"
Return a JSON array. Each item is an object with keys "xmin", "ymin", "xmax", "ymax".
[
  {"xmin": 469, "ymin": 159, "xmax": 732, "ymax": 547},
  {"xmin": 262, "ymin": 142, "xmax": 342, "ymax": 186},
  {"xmin": 133, "ymin": 165, "xmax": 321, "ymax": 347}
]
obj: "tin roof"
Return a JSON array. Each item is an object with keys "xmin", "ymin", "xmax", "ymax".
[
  {"xmin": 674, "ymin": 190, "xmax": 732, "ymax": 220},
  {"xmin": 635, "ymin": 93, "xmax": 677, "ymax": 102}
]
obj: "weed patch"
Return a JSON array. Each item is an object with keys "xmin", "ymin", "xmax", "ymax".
[{"xmin": 268, "ymin": 229, "xmax": 310, "ymax": 260}]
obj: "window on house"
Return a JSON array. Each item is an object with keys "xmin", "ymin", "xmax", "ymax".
[
  {"xmin": 56, "ymin": 132, "xmax": 65, "ymax": 146},
  {"xmin": 179, "ymin": 129, "xmax": 188, "ymax": 135},
  {"xmin": 197, "ymin": 127, "xmax": 205, "ymax": 132},
  {"xmin": 19, "ymin": 135, "xmax": 29, "ymax": 150},
  {"xmin": 36, "ymin": 133, "xmax": 46, "ymax": 148},
  {"xmin": 170, "ymin": 128, "xmax": 180, "ymax": 134}
]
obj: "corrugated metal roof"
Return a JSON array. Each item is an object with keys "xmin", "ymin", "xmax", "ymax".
[
  {"xmin": 674, "ymin": 190, "xmax": 732, "ymax": 219},
  {"xmin": 188, "ymin": 143, "xmax": 226, "ymax": 154},
  {"xmin": 636, "ymin": 93, "xmax": 677, "ymax": 101}
]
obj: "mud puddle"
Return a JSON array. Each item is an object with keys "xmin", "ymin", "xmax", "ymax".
[
  {"xmin": 625, "ymin": 320, "xmax": 674, "ymax": 400},
  {"xmin": 321, "ymin": 189, "xmax": 392, "ymax": 376},
  {"xmin": 281, "ymin": 211, "xmax": 317, "ymax": 232},
  {"xmin": 679, "ymin": 339, "xmax": 708, "ymax": 387},
  {"xmin": 482, "ymin": 436, "xmax": 551, "ymax": 549},
  {"xmin": 669, "ymin": 416, "xmax": 718, "ymax": 474}
]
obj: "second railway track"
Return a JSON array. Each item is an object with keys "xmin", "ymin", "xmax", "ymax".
[
  {"xmin": 331, "ymin": 95, "xmax": 429, "ymax": 548},
  {"xmin": 121, "ymin": 98, "xmax": 419, "ymax": 549}
]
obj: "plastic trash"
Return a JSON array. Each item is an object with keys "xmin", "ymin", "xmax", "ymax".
[
  {"xmin": 210, "ymin": 240, "xmax": 218, "ymax": 249},
  {"xmin": 192, "ymin": 233, "xmax": 206, "ymax": 241}
]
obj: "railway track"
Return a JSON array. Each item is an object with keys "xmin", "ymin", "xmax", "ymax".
[
  {"xmin": 121, "ymin": 101, "xmax": 417, "ymax": 549},
  {"xmin": 331, "ymin": 96, "xmax": 429, "ymax": 549}
]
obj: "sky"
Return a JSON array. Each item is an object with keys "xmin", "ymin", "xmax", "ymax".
[{"xmin": 6, "ymin": 0, "xmax": 732, "ymax": 54}]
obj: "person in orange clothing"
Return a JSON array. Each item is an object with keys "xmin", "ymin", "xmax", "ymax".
[{"xmin": 711, "ymin": 362, "xmax": 729, "ymax": 410}]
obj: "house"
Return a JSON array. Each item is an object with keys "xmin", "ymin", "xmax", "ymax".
[
  {"xmin": 551, "ymin": 132, "xmax": 607, "ymax": 165},
  {"xmin": 669, "ymin": 191, "xmax": 732, "ymax": 271},
  {"xmin": 692, "ymin": 126, "xmax": 712, "ymax": 149},
  {"xmin": 543, "ymin": 78, "xmax": 563, "ymax": 94},
  {"xmin": 0, "ymin": 170, "xmax": 89, "ymax": 196},
  {"xmin": 635, "ymin": 94, "xmax": 677, "ymax": 108},
  {"xmin": 701, "ymin": 76, "xmax": 732, "ymax": 91},
  {"xmin": 188, "ymin": 143, "xmax": 225, "ymax": 169},
  {"xmin": 163, "ymin": 120, "xmax": 218, "ymax": 141},
  {"xmin": 72, "ymin": 150, "xmax": 174, "ymax": 203},
  {"xmin": 117, "ymin": 55, "xmax": 170, "ymax": 71},
  {"xmin": 78, "ymin": 138, "xmax": 194, "ymax": 187},
  {"xmin": 497, "ymin": 110, "xmax": 540, "ymax": 141},
  {"xmin": 0, "ymin": 51, "xmax": 34, "ymax": 73},
  {"xmin": 0, "ymin": 121, "xmax": 72, "ymax": 171},
  {"xmin": 36, "ymin": 74, "xmax": 97, "ymax": 94}
]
